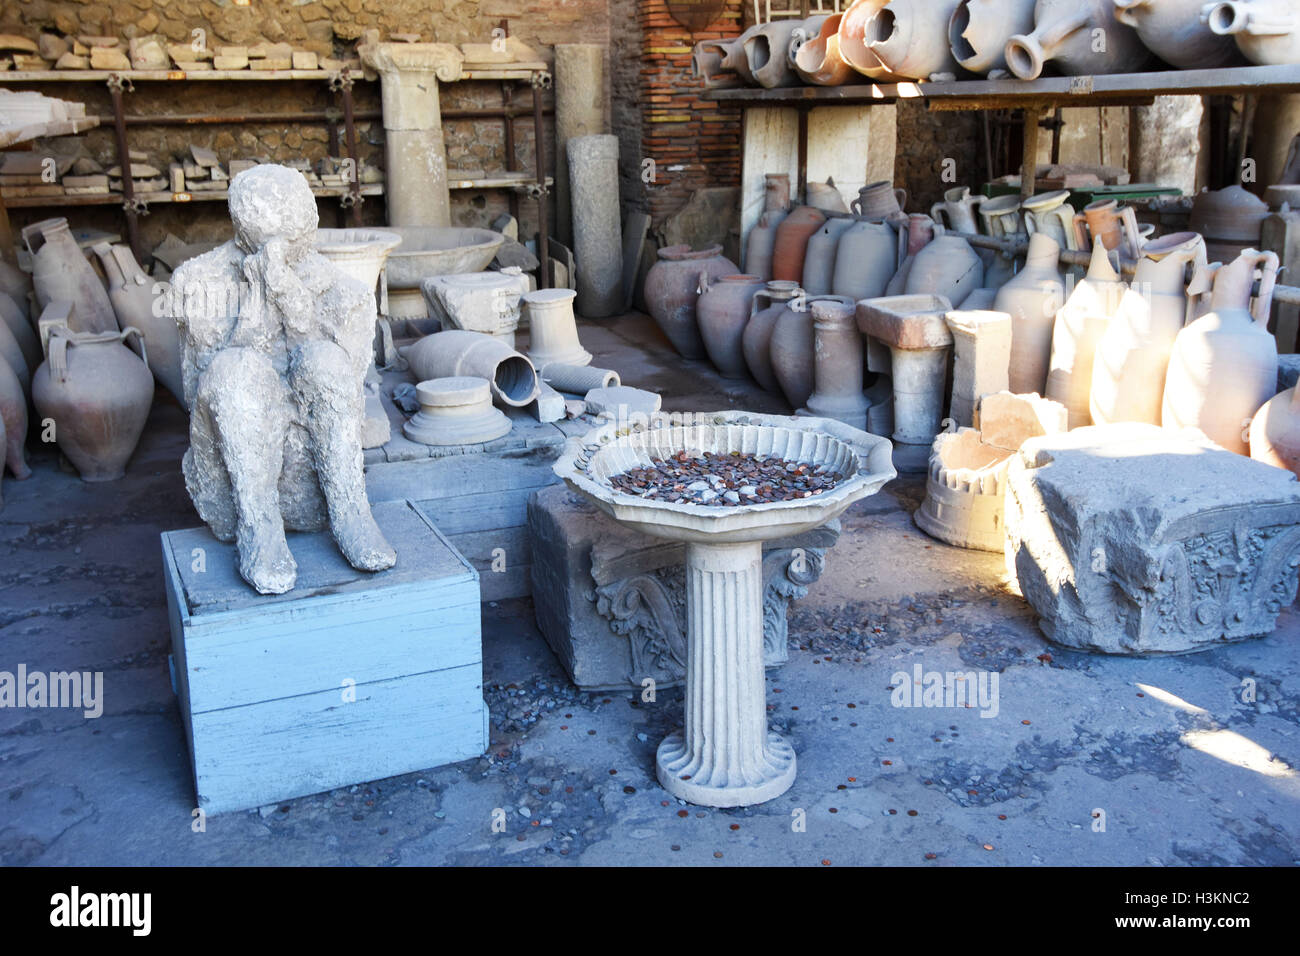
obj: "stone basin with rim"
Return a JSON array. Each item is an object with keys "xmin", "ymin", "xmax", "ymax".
[{"xmin": 554, "ymin": 410, "xmax": 896, "ymax": 806}]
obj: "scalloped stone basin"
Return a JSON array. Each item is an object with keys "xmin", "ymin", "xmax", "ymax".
[{"xmin": 555, "ymin": 411, "xmax": 896, "ymax": 807}]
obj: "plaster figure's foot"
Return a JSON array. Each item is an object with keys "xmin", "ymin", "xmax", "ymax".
[
  {"xmin": 237, "ymin": 521, "xmax": 298, "ymax": 594},
  {"xmin": 334, "ymin": 510, "xmax": 397, "ymax": 573}
]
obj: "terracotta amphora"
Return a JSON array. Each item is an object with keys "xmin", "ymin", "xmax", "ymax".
[
  {"xmin": 0, "ymin": 313, "xmax": 31, "ymax": 394},
  {"xmin": 905, "ymin": 232, "xmax": 984, "ymax": 308},
  {"xmin": 94, "ymin": 242, "xmax": 184, "ymax": 405},
  {"xmin": 838, "ymin": 0, "xmax": 909, "ymax": 80},
  {"xmin": 744, "ymin": 209, "xmax": 788, "ymax": 282},
  {"xmin": 697, "ymin": 274, "xmax": 766, "ymax": 379},
  {"xmin": 831, "ymin": 219, "xmax": 899, "ymax": 301},
  {"xmin": 949, "ymin": 0, "xmax": 1039, "ymax": 74},
  {"xmin": 806, "ymin": 178, "xmax": 849, "ymax": 214},
  {"xmin": 22, "ymin": 218, "xmax": 117, "ymax": 334},
  {"xmin": 0, "ymin": 257, "xmax": 30, "ymax": 317},
  {"xmin": 793, "ymin": 13, "xmax": 855, "ymax": 85},
  {"xmin": 1023, "ymin": 190, "xmax": 1083, "ymax": 251},
  {"xmin": 770, "ymin": 294, "xmax": 855, "ymax": 410},
  {"xmin": 771, "ymin": 206, "xmax": 827, "ymax": 284},
  {"xmin": 1203, "ymin": 0, "xmax": 1300, "ymax": 66},
  {"xmin": 1006, "ymin": 0, "xmax": 1150, "ymax": 79},
  {"xmin": 851, "ymin": 180, "xmax": 908, "ymax": 220},
  {"xmin": 0, "ymin": 355, "xmax": 29, "ymax": 479},
  {"xmin": 1091, "ymin": 232, "xmax": 1210, "ymax": 426},
  {"xmin": 788, "ymin": 15, "xmax": 831, "ymax": 75},
  {"xmin": 886, "ymin": 214, "xmax": 937, "ymax": 296},
  {"xmin": 1046, "ymin": 239, "xmax": 1127, "ymax": 428},
  {"xmin": 1162, "ymin": 249, "xmax": 1279, "ymax": 455},
  {"xmin": 1189, "ymin": 185, "xmax": 1269, "ymax": 264},
  {"xmin": 0, "ymin": 291, "xmax": 40, "ymax": 375},
  {"xmin": 1073, "ymin": 198, "xmax": 1151, "ymax": 262},
  {"xmin": 866, "ymin": 0, "xmax": 964, "ymax": 79},
  {"xmin": 743, "ymin": 280, "xmax": 802, "ymax": 393},
  {"xmin": 32, "ymin": 326, "xmax": 154, "ymax": 481},
  {"xmin": 692, "ymin": 23, "xmax": 763, "ymax": 86},
  {"xmin": 1113, "ymin": 0, "xmax": 1246, "ymax": 68},
  {"xmin": 803, "ymin": 218, "xmax": 856, "ymax": 296},
  {"xmin": 1250, "ymin": 384, "xmax": 1300, "ymax": 477},
  {"xmin": 743, "ymin": 18, "xmax": 806, "ymax": 88},
  {"xmin": 644, "ymin": 244, "xmax": 739, "ymax": 360},
  {"xmin": 994, "ymin": 232, "xmax": 1067, "ymax": 395}
]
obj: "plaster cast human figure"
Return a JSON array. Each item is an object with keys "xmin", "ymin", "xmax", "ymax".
[{"xmin": 172, "ymin": 164, "xmax": 396, "ymax": 594}]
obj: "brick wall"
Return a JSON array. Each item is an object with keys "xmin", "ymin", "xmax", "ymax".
[{"xmin": 636, "ymin": 0, "xmax": 744, "ymax": 227}]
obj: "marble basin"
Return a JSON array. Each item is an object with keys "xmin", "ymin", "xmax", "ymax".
[
  {"xmin": 555, "ymin": 410, "xmax": 895, "ymax": 807},
  {"xmin": 384, "ymin": 226, "xmax": 505, "ymax": 289}
]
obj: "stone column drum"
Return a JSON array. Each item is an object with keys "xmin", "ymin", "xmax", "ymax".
[
  {"xmin": 554, "ymin": 44, "xmax": 607, "ymax": 247},
  {"xmin": 358, "ymin": 41, "xmax": 463, "ymax": 227},
  {"xmin": 567, "ymin": 134, "xmax": 623, "ymax": 319},
  {"xmin": 802, "ymin": 298, "xmax": 871, "ymax": 430}
]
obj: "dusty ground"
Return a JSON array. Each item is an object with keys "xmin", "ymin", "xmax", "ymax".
[{"xmin": 2, "ymin": 314, "xmax": 1298, "ymax": 866}]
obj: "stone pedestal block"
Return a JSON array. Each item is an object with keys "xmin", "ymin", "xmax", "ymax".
[
  {"xmin": 567, "ymin": 135, "xmax": 623, "ymax": 318},
  {"xmin": 528, "ymin": 484, "xmax": 839, "ymax": 691},
  {"xmin": 945, "ymin": 309, "xmax": 1012, "ymax": 429},
  {"xmin": 554, "ymin": 44, "xmax": 607, "ymax": 247},
  {"xmin": 1005, "ymin": 423, "xmax": 1300, "ymax": 654}
]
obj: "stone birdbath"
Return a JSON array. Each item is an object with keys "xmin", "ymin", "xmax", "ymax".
[{"xmin": 554, "ymin": 410, "xmax": 895, "ymax": 806}]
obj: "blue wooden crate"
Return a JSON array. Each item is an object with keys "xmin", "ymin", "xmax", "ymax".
[{"xmin": 162, "ymin": 499, "xmax": 488, "ymax": 815}]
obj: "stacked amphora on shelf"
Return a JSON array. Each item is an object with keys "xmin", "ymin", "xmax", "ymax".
[{"xmin": 693, "ymin": 0, "xmax": 1297, "ymax": 91}]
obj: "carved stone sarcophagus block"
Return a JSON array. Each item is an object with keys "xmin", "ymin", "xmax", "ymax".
[{"xmin": 1005, "ymin": 423, "xmax": 1300, "ymax": 654}]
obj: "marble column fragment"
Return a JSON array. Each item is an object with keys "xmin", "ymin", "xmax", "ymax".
[
  {"xmin": 555, "ymin": 44, "xmax": 607, "ymax": 246},
  {"xmin": 567, "ymin": 134, "xmax": 623, "ymax": 318}
]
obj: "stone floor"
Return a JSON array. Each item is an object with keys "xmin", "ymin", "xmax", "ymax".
[{"xmin": 2, "ymin": 313, "xmax": 1298, "ymax": 866}]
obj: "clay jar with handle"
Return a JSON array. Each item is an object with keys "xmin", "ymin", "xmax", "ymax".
[
  {"xmin": 1073, "ymin": 198, "xmax": 1150, "ymax": 262},
  {"xmin": 771, "ymin": 206, "xmax": 827, "ymax": 284},
  {"xmin": 696, "ymin": 274, "xmax": 766, "ymax": 379},
  {"xmin": 1250, "ymin": 385, "xmax": 1300, "ymax": 477},
  {"xmin": 32, "ymin": 326, "xmax": 154, "ymax": 482},
  {"xmin": 1005, "ymin": 0, "xmax": 1150, "ymax": 79},
  {"xmin": 980, "ymin": 194, "xmax": 1026, "ymax": 239},
  {"xmin": 743, "ymin": 280, "xmax": 802, "ymax": 393},
  {"xmin": 1023, "ymin": 190, "xmax": 1082, "ymax": 251},
  {"xmin": 22, "ymin": 218, "xmax": 117, "ymax": 334},
  {"xmin": 994, "ymin": 231, "xmax": 1067, "ymax": 395},
  {"xmin": 931, "ymin": 186, "xmax": 985, "ymax": 235},
  {"xmin": 865, "ymin": 0, "xmax": 964, "ymax": 79},
  {"xmin": 644, "ymin": 243, "xmax": 739, "ymax": 360},
  {"xmin": 851, "ymin": 180, "xmax": 907, "ymax": 221},
  {"xmin": 94, "ymin": 242, "xmax": 184, "ymax": 405},
  {"xmin": 802, "ymin": 218, "xmax": 855, "ymax": 296},
  {"xmin": 743, "ymin": 18, "xmax": 805, "ymax": 88},
  {"xmin": 1113, "ymin": 0, "xmax": 1245, "ymax": 68},
  {"xmin": 1045, "ymin": 239, "xmax": 1127, "ymax": 428},
  {"xmin": 769, "ymin": 293, "xmax": 855, "ymax": 410},
  {"xmin": 949, "ymin": 0, "xmax": 1039, "ymax": 74},
  {"xmin": 831, "ymin": 219, "xmax": 899, "ymax": 301},
  {"xmin": 1204, "ymin": 0, "xmax": 1300, "ymax": 66},
  {"xmin": 1091, "ymin": 232, "xmax": 1210, "ymax": 426},
  {"xmin": 1162, "ymin": 249, "xmax": 1279, "ymax": 455}
]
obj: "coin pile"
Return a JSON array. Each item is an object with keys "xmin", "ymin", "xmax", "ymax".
[{"xmin": 608, "ymin": 450, "xmax": 844, "ymax": 506}]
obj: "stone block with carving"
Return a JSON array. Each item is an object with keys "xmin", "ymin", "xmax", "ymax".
[
  {"xmin": 529, "ymin": 484, "xmax": 838, "ymax": 690},
  {"xmin": 1005, "ymin": 423, "xmax": 1300, "ymax": 654}
]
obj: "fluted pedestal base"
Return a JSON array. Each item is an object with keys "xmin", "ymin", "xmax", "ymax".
[{"xmin": 655, "ymin": 540, "xmax": 796, "ymax": 807}]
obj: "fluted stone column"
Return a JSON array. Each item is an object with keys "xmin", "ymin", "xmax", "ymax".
[
  {"xmin": 567, "ymin": 134, "xmax": 623, "ymax": 318},
  {"xmin": 358, "ymin": 41, "xmax": 463, "ymax": 227},
  {"xmin": 945, "ymin": 310, "xmax": 1012, "ymax": 428},
  {"xmin": 802, "ymin": 298, "xmax": 871, "ymax": 430},
  {"xmin": 656, "ymin": 540, "xmax": 796, "ymax": 807},
  {"xmin": 554, "ymin": 44, "xmax": 606, "ymax": 246}
]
